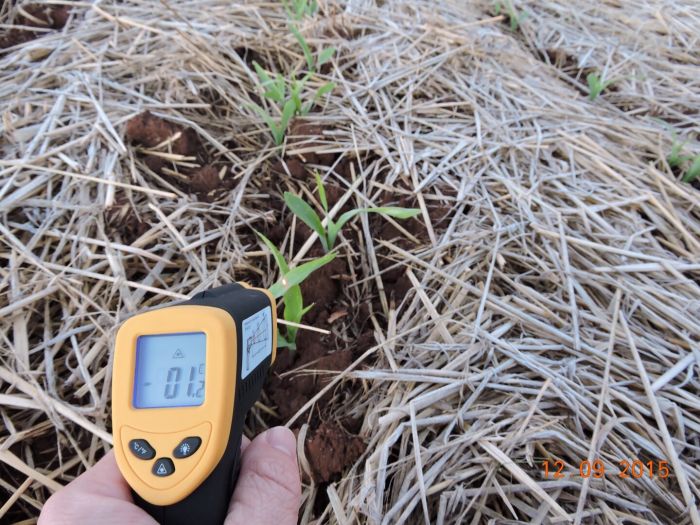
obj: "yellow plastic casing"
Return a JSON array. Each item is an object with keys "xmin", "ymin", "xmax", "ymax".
[{"xmin": 112, "ymin": 305, "xmax": 237, "ymax": 506}]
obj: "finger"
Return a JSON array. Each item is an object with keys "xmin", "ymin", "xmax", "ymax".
[
  {"xmin": 38, "ymin": 451, "xmax": 157, "ymax": 525},
  {"xmin": 62, "ymin": 451, "xmax": 133, "ymax": 500},
  {"xmin": 226, "ymin": 427, "xmax": 301, "ymax": 525},
  {"xmin": 241, "ymin": 435, "xmax": 251, "ymax": 454}
]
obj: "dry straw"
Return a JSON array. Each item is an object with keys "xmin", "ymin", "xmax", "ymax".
[{"xmin": 1, "ymin": 0, "xmax": 699, "ymax": 523}]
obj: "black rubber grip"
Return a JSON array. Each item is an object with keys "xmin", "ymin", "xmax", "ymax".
[{"xmin": 133, "ymin": 283, "xmax": 273, "ymax": 525}]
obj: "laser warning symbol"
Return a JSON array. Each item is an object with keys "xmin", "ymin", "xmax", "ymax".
[
  {"xmin": 156, "ymin": 464, "xmax": 167, "ymax": 475},
  {"xmin": 173, "ymin": 349, "xmax": 184, "ymax": 359}
]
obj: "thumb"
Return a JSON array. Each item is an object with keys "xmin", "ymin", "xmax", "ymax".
[{"xmin": 225, "ymin": 427, "xmax": 301, "ymax": 525}]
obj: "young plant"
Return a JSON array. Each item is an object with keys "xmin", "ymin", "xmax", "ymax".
[
  {"xmin": 667, "ymin": 134, "xmax": 691, "ymax": 168},
  {"xmin": 283, "ymin": 0, "xmax": 317, "ymax": 20},
  {"xmin": 494, "ymin": 0, "xmax": 527, "ymax": 31},
  {"xmin": 253, "ymin": 62, "xmax": 286, "ymax": 103},
  {"xmin": 288, "ymin": 25, "xmax": 336, "ymax": 113},
  {"xmin": 663, "ymin": 132, "xmax": 699, "ymax": 183},
  {"xmin": 251, "ymin": 99, "xmax": 296, "ymax": 146},
  {"xmin": 587, "ymin": 72, "xmax": 615, "ymax": 101},
  {"xmin": 289, "ymin": 24, "xmax": 334, "ymax": 74},
  {"xmin": 681, "ymin": 155, "xmax": 700, "ymax": 183},
  {"xmin": 289, "ymin": 76, "xmax": 336, "ymax": 116},
  {"xmin": 283, "ymin": 172, "xmax": 421, "ymax": 253},
  {"xmin": 257, "ymin": 231, "xmax": 335, "ymax": 349},
  {"xmin": 249, "ymin": 33, "xmax": 335, "ymax": 144}
]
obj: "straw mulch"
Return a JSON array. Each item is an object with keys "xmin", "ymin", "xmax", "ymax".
[{"xmin": 1, "ymin": 0, "xmax": 699, "ymax": 523}]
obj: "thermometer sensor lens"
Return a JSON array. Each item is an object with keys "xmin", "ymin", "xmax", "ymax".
[{"xmin": 133, "ymin": 332, "xmax": 206, "ymax": 409}]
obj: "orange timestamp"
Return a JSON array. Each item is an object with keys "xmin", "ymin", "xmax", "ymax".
[{"xmin": 542, "ymin": 459, "xmax": 671, "ymax": 479}]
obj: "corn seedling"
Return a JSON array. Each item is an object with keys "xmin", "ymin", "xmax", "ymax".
[
  {"xmin": 587, "ymin": 72, "xmax": 615, "ymax": 101},
  {"xmin": 664, "ymin": 133, "xmax": 699, "ymax": 183},
  {"xmin": 290, "ymin": 24, "xmax": 334, "ymax": 74},
  {"xmin": 667, "ymin": 135, "xmax": 690, "ymax": 168},
  {"xmin": 257, "ymin": 231, "xmax": 335, "ymax": 349},
  {"xmin": 288, "ymin": 75, "xmax": 335, "ymax": 116},
  {"xmin": 249, "ymin": 30, "xmax": 335, "ymax": 144},
  {"xmin": 681, "ymin": 155, "xmax": 700, "ymax": 183},
  {"xmin": 494, "ymin": 0, "xmax": 527, "ymax": 31},
  {"xmin": 251, "ymin": 98, "xmax": 296, "ymax": 146},
  {"xmin": 283, "ymin": 0, "xmax": 317, "ymax": 20},
  {"xmin": 283, "ymin": 172, "xmax": 421, "ymax": 252}
]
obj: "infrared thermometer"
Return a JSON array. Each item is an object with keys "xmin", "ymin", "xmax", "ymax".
[{"xmin": 112, "ymin": 282, "xmax": 277, "ymax": 525}]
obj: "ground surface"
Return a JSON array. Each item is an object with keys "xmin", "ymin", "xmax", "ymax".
[{"xmin": 1, "ymin": 0, "xmax": 699, "ymax": 523}]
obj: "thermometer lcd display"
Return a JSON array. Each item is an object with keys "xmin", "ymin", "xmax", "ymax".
[{"xmin": 133, "ymin": 332, "xmax": 206, "ymax": 409}]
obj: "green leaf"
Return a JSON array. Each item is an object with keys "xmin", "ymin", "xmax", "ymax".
[
  {"xmin": 314, "ymin": 82, "xmax": 335, "ymax": 100},
  {"xmin": 254, "ymin": 63, "xmax": 285, "ymax": 102},
  {"xmin": 283, "ymin": 191, "xmax": 326, "ymax": 242},
  {"xmin": 279, "ymin": 99, "xmax": 296, "ymax": 138},
  {"xmin": 587, "ymin": 73, "xmax": 614, "ymax": 101},
  {"xmin": 290, "ymin": 24, "xmax": 314, "ymax": 72},
  {"xmin": 269, "ymin": 252, "xmax": 336, "ymax": 298},
  {"xmin": 291, "ymin": 89, "xmax": 303, "ymax": 114},
  {"xmin": 283, "ymin": 284, "xmax": 303, "ymax": 342},
  {"xmin": 274, "ymin": 74, "xmax": 287, "ymax": 100},
  {"xmin": 314, "ymin": 172, "xmax": 328, "ymax": 214},
  {"xmin": 301, "ymin": 303, "xmax": 314, "ymax": 316},
  {"xmin": 283, "ymin": 287, "xmax": 316, "ymax": 344},
  {"xmin": 272, "ymin": 128, "xmax": 284, "ymax": 145},
  {"xmin": 587, "ymin": 73, "xmax": 601, "ymax": 100},
  {"xmin": 508, "ymin": 4, "xmax": 520, "ymax": 31},
  {"xmin": 514, "ymin": 10, "xmax": 528, "ymax": 30},
  {"xmin": 317, "ymin": 47, "xmax": 335, "ymax": 68},
  {"xmin": 250, "ymin": 103, "xmax": 282, "ymax": 141},
  {"xmin": 253, "ymin": 62, "xmax": 271, "ymax": 84},
  {"xmin": 276, "ymin": 329, "xmax": 296, "ymax": 350},
  {"xmin": 334, "ymin": 206, "xmax": 420, "ymax": 232},
  {"xmin": 682, "ymin": 155, "xmax": 700, "ymax": 183},
  {"xmin": 327, "ymin": 207, "xmax": 420, "ymax": 249},
  {"xmin": 255, "ymin": 231, "xmax": 290, "ymax": 274},
  {"xmin": 366, "ymin": 206, "xmax": 422, "ymax": 219},
  {"xmin": 667, "ymin": 141, "xmax": 690, "ymax": 168},
  {"xmin": 284, "ymin": 285, "xmax": 304, "ymax": 323}
]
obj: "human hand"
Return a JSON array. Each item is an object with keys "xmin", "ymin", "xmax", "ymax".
[{"xmin": 38, "ymin": 427, "xmax": 301, "ymax": 525}]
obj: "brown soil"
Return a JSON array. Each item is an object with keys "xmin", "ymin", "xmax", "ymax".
[
  {"xmin": 232, "ymin": 46, "xmax": 265, "ymax": 69},
  {"xmin": 372, "ymin": 192, "xmax": 452, "ymax": 301},
  {"xmin": 304, "ymin": 421, "xmax": 365, "ymax": 483},
  {"xmin": 124, "ymin": 111, "xmax": 201, "ymax": 172},
  {"xmin": 189, "ymin": 165, "xmax": 236, "ymax": 198},
  {"xmin": 287, "ymin": 119, "xmax": 337, "ymax": 166},
  {"xmin": 268, "ymin": 331, "xmax": 363, "ymax": 484},
  {"xmin": 104, "ymin": 195, "xmax": 149, "ymax": 245},
  {"xmin": 0, "ymin": 4, "xmax": 70, "ymax": 49},
  {"xmin": 270, "ymin": 119, "xmax": 339, "ymax": 179},
  {"xmin": 271, "ymin": 156, "xmax": 307, "ymax": 179},
  {"xmin": 124, "ymin": 112, "xmax": 235, "ymax": 198}
]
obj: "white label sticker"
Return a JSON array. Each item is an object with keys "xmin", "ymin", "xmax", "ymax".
[{"xmin": 241, "ymin": 306, "xmax": 273, "ymax": 379}]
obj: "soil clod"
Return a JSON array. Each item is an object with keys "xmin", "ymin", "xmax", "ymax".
[
  {"xmin": 0, "ymin": 4, "xmax": 70, "ymax": 49},
  {"xmin": 304, "ymin": 422, "xmax": 364, "ymax": 483}
]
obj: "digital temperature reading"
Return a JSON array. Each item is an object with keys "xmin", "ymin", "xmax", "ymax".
[{"xmin": 133, "ymin": 332, "xmax": 206, "ymax": 408}]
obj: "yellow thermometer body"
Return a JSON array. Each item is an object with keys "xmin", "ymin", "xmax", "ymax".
[{"xmin": 112, "ymin": 283, "xmax": 276, "ymax": 525}]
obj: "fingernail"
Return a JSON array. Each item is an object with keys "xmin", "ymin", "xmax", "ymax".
[{"xmin": 265, "ymin": 427, "xmax": 296, "ymax": 458}]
